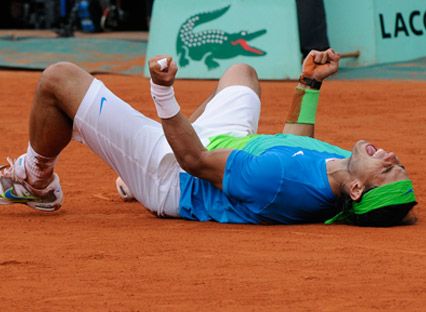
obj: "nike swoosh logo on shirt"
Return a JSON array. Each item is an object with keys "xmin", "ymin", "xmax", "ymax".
[{"xmin": 292, "ymin": 151, "xmax": 304, "ymax": 157}]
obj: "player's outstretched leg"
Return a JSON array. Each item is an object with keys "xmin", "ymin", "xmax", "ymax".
[{"xmin": 0, "ymin": 62, "xmax": 94, "ymax": 211}]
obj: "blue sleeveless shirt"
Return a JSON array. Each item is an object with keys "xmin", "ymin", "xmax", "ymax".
[{"xmin": 178, "ymin": 134, "xmax": 351, "ymax": 224}]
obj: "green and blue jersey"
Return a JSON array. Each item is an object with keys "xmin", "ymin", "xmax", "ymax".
[{"xmin": 178, "ymin": 134, "xmax": 351, "ymax": 224}]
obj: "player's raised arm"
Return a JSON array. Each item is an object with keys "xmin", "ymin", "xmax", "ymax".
[
  {"xmin": 149, "ymin": 55, "xmax": 231, "ymax": 189},
  {"xmin": 283, "ymin": 49, "xmax": 340, "ymax": 137}
]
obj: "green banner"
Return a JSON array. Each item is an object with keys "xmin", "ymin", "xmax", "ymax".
[
  {"xmin": 145, "ymin": 0, "xmax": 301, "ymax": 79},
  {"xmin": 325, "ymin": 0, "xmax": 426, "ymax": 67}
]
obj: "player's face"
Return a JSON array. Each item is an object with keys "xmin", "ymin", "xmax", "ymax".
[{"xmin": 348, "ymin": 140, "xmax": 409, "ymax": 188}]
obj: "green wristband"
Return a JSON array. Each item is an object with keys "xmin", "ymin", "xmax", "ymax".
[{"xmin": 297, "ymin": 87, "xmax": 320, "ymax": 124}]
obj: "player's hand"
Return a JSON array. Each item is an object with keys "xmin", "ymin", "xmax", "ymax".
[
  {"xmin": 149, "ymin": 55, "xmax": 178, "ymax": 86},
  {"xmin": 302, "ymin": 49, "xmax": 340, "ymax": 81}
]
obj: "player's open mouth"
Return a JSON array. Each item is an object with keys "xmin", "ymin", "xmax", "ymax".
[{"xmin": 366, "ymin": 144, "xmax": 377, "ymax": 156}]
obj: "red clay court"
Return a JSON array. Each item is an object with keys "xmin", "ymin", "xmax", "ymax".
[{"xmin": 0, "ymin": 70, "xmax": 425, "ymax": 311}]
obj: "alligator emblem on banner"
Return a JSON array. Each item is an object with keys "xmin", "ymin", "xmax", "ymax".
[{"xmin": 176, "ymin": 5, "xmax": 267, "ymax": 70}]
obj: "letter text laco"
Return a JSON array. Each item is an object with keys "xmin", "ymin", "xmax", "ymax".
[{"xmin": 379, "ymin": 10, "xmax": 426, "ymax": 39}]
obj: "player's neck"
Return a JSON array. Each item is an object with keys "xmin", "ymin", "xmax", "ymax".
[{"xmin": 326, "ymin": 158, "xmax": 352, "ymax": 197}]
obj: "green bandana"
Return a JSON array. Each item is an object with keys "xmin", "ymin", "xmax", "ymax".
[{"xmin": 325, "ymin": 179, "xmax": 416, "ymax": 225}]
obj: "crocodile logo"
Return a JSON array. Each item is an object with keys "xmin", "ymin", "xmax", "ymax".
[{"xmin": 176, "ymin": 5, "xmax": 267, "ymax": 70}]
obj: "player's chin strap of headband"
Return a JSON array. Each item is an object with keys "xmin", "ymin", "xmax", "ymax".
[{"xmin": 325, "ymin": 179, "xmax": 416, "ymax": 224}]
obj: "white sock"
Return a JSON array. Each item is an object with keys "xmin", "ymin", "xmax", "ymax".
[{"xmin": 24, "ymin": 143, "xmax": 57, "ymax": 184}]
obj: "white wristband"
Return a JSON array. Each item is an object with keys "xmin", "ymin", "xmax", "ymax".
[{"xmin": 150, "ymin": 79, "xmax": 181, "ymax": 119}]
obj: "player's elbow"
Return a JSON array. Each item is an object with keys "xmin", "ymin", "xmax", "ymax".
[
  {"xmin": 178, "ymin": 153, "xmax": 207, "ymax": 177},
  {"xmin": 178, "ymin": 154, "xmax": 202, "ymax": 175}
]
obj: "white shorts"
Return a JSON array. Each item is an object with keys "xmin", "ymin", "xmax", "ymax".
[{"xmin": 72, "ymin": 79, "xmax": 260, "ymax": 217}]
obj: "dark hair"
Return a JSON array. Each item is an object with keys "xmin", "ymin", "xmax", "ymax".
[
  {"xmin": 335, "ymin": 195, "xmax": 417, "ymax": 227},
  {"xmin": 347, "ymin": 202, "xmax": 417, "ymax": 227}
]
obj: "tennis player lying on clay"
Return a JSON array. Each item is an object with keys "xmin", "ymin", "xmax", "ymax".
[{"xmin": 0, "ymin": 49, "xmax": 417, "ymax": 226}]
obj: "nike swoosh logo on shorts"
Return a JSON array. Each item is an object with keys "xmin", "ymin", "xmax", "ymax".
[{"xmin": 99, "ymin": 97, "xmax": 107, "ymax": 115}]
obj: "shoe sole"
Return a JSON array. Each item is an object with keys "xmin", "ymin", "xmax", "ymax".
[{"xmin": 0, "ymin": 198, "xmax": 61, "ymax": 212}]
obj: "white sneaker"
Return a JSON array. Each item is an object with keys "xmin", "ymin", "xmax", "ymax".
[
  {"xmin": 115, "ymin": 176, "xmax": 135, "ymax": 202},
  {"xmin": 0, "ymin": 155, "xmax": 63, "ymax": 212}
]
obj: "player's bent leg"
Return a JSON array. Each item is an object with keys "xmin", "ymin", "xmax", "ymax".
[
  {"xmin": 189, "ymin": 64, "xmax": 260, "ymax": 122},
  {"xmin": 30, "ymin": 62, "xmax": 94, "ymax": 158},
  {"xmin": 217, "ymin": 63, "xmax": 260, "ymax": 96},
  {"xmin": 0, "ymin": 62, "xmax": 92, "ymax": 212},
  {"xmin": 72, "ymin": 78, "xmax": 181, "ymax": 217},
  {"xmin": 190, "ymin": 64, "xmax": 262, "ymax": 146}
]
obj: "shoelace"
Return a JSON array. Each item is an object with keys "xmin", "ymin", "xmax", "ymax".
[{"xmin": 0, "ymin": 157, "xmax": 22, "ymax": 183}]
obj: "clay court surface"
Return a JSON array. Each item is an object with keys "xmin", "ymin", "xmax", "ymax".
[{"xmin": 0, "ymin": 70, "xmax": 425, "ymax": 311}]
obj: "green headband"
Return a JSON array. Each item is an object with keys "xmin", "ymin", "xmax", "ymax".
[{"xmin": 325, "ymin": 179, "xmax": 416, "ymax": 225}]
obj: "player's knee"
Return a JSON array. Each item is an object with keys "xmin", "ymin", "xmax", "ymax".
[
  {"xmin": 39, "ymin": 62, "xmax": 83, "ymax": 95},
  {"xmin": 219, "ymin": 63, "xmax": 260, "ymax": 97},
  {"xmin": 227, "ymin": 63, "xmax": 257, "ymax": 78}
]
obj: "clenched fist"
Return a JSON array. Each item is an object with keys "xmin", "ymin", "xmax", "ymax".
[
  {"xmin": 302, "ymin": 49, "xmax": 340, "ymax": 82},
  {"xmin": 149, "ymin": 55, "xmax": 178, "ymax": 87}
]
